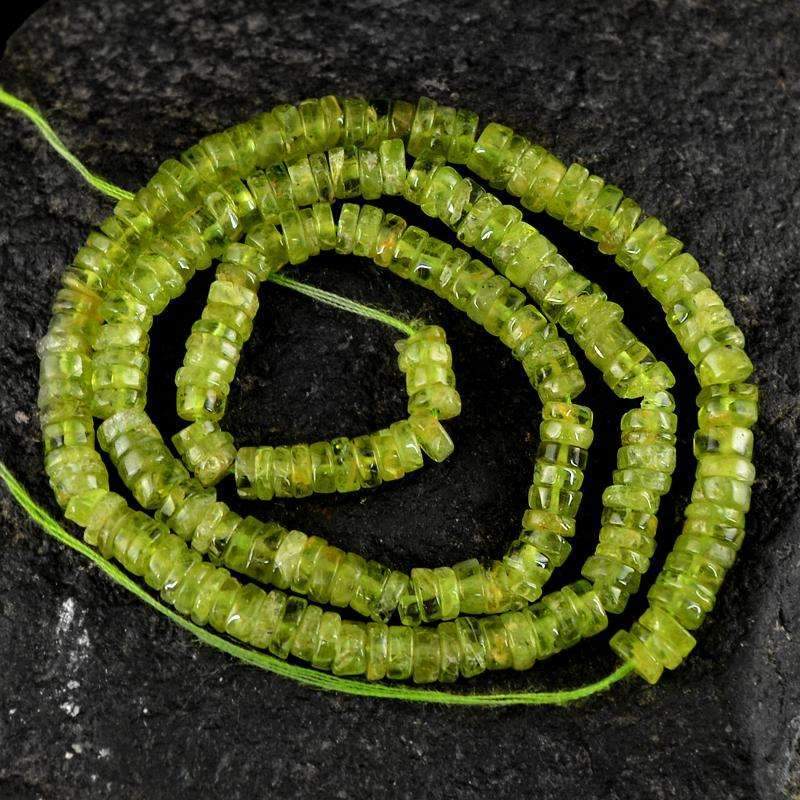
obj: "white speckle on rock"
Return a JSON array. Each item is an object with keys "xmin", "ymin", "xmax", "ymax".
[
  {"xmin": 60, "ymin": 701, "xmax": 80, "ymax": 718},
  {"xmin": 14, "ymin": 410, "xmax": 30, "ymax": 424},
  {"xmin": 56, "ymin": 598, "xmax": 76, "ymax": 638},
  {"xmin": 98, "ymin": 747, "xmax": 111, "ymax": 759}
]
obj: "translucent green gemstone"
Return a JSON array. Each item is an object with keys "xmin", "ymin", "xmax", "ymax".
[
  {"xmin": 521, "ymin": 152, "xmax": 566, "ymax": 213},
  {"xmin": 467, "ymin": 123, "xmax": 526, "ymax": 189},
  {"xmin": 437, "ymin": 621, "xmax": 461, "ymax": 682},
  {"xmin": 353, "ymin": 204, "xmax": 384, "ymax": 258},
  {"xmin": 408, "ymin": 414, "xmax": 454, "ymax": 462},
  {"xmin": 446, "ymin": 107, "xmax": 479, "ymax": 164},
  {"xmin": 311, "ymin": 611, "xmax": 342, "ymax": 670},
  {"xmin": 388, "ymin": 419, "xmax": 423, "ymax": 472},
  {"xmin": 407, "ymin": 96, "xmax": 437, "ymax": 157},
  {"xmin": 358, "ymin": 148, "xmax": 383, "ymax": 201},
  {"xmin": 610, "ymin": 629, "xmax": 663, "ymax": 684},
  {"xmin": 290, "ymin": 604, "xmax": 323, "ymax": 663},
  {"xmin": 412, "ymin": 628, "xmax": 440, "ymax": 683},
  {"xmin": 453, "ymin": 559, "xmax": 487, "ymax": 615},
  {"xmin": 547, "ymin": 163, "xmax": 589, "ymax": 221},
  {"xmin": 378, "ymin": 138, "xmax": 406, "ymax": 196},
  {"xmin": 329, "ymin": 146, "xmax": 361, "ymax": 199},
  {"xmin": 386, "ymin": 626, "xmax": 414, "ymax": 680},
  {"xmin": 342, "ymin": 97, "xmax": 377, "ymax": 147},
  {"xmin": 373, "ymin": 213, "xmax": 407, "ymax": 268},
  {"xmin": 335, "ymin": 202, "xmax": 360, "ymax": 254},
  {"xmin": 522, "ymin": 339, "xmax": 586, "ymax": 402},
  {"xmin": 365, "ymin": 622, "xmax": 389, "ymax": 681},
  {"xmin": 332, "ymin": 621, "xmax": 367, "ymax": 676},
  {"xmin": 172, "ymin": 421, "xmax": 236, "ymax": 487},
  {"xmin": 405, "ymin": 153, "xmax": 444, "ymax": 206},
  {"xmin": 454, "ymin": 616, "xmax": 486, "ymax": 677}
]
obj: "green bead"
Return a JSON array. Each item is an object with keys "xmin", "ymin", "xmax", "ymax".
[
  {"xmin": 342, "ymin": 97, "xmax": 377, "ymax": 147},
  {"xmin": 454, "ymin": 616, "xmax": 486, "ymax": 677},
  {"xmin": 467, "ymin": 123, "xmax": 526, "ymax": 189},
  {"xmin": 447, "ymin": 107, "xmax": 479, "ymax": 164},
  {"xmin": 378, "ymin": 138, "xmax": 407, "ymax": 196},
  {"xmin": 408, "ymin": 414, "xmax": 454, "ymax": 462},
  {"xmin": 521, "ymin": 151, "xmax": 567, "ymax": 213},
  {"xmin": 407, "ymin": 96, "xmax": 437, "ymax": 157},
  {"xmin": 371, "ymin": 429, "xmax": 404, "ymax": 482},
  {"xmin": 331, "ymin": 436, "xmax": 360, "ymax": 492},
  {"xmin": 358, "ymin": 147, "xmax": 383, "ymax": 200},
  {"xmin": 365, "ymin": 622, "xmax": 390, "ymax": 680},
  {"xmin": 389, "ymin": 419, "xmax": 424, "ymax": 472},
  {"xmin": 329, "ymin": 146, "xmax": 361, "ymax": 199},
  {"xmin": 412, "ymin": 628, "xmax": 441, "ymax": 683},
  {"xmin": 290, "ymin": 605, "xmax": 324, "ymax": 663},
  {"xmin": 335, "ymin": 202, "xmax": 360, "ymax": 254},
  {"xmin": 610, "ymin": 629, "xmax": 663, "ymax": 684},
  {"xmin": 352, "ymin": 434, "xmax": 381, "ymax": 489},
  {"xmin": 353, "ymin": 204, "xmax": 384, "ymax": 258},
  {"xmin": 453, "ymin": 559, "xmax": 487, "ymax": 615},
  {"xmin": 311, "ymin": 611, "xmax": 342, "ymax": 670},
  {"xmin": 172, "ymin": 421, "xmax": 236, "ymax": 487},
  {"xmin": 332, "ymin": 621, "xmax": 367, "ymax": 676},
  {"xmin": 386, "ymin": 626, "xmax": 414, "ymax": 680},
  {"xmin": 479, "ymin": 616, "xmax": 512, "ymax": 670},
  {"xmin": 698, "ymin": 383, "xmax": 759, "ymax": 429},
  {"xmin": 694, "ymin": 426, "xmax": 753, "ymax": 459},
  {"xmin": 286, "ymin": 156, "xmax": 319, "ymax": 206},
  {"xmin": 547, "ymin": 163, "xmax": 589, "ymax": 221},
  {"xmin": 373, "ymin": 212, "xmax": 407, "ymax": 268},
  {"xmin": 437, "ymin": 621, "xmax": 461, "ymax": 682},
  {"xmin": 599, "ymin": 197, "xmax": 642, "ymax": 255}
]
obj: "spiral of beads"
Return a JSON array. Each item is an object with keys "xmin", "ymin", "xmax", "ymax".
[{"xmin": 37, "ymin": 94, "xmax": 757, "ymax": 687}]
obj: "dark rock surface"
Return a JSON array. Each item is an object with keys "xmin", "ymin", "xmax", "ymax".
[{"xmin": 0, "ymin": 1, "xmax": 798, "ymax": 797}]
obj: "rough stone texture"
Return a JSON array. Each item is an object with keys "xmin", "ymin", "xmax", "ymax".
[{"xmin": 0, "ymin": 1, "xmax": 798, "ymax": 798}]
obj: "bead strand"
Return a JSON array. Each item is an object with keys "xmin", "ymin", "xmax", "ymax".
[{"xmin": 31, "ymin": 94, "xmax": 757, "ymax": 688}]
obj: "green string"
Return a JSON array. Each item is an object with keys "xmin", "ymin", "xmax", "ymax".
[
  {"xmin": 268, "ymin": 274, "xmax": 416, "ymax": 336},
  {"xmin": 0, "ymin": 463, "xmax": 632, "ymax": 705},
  {"xmin": 0, "ymin": 85, "xmax": 415, "ymax": 337},
  {"xmin": 0, "ymin": 87, "xmax": 133, "ymax": 202},
  {"xmin": 0, "ymin": 85, "xmax": 636, "ymax": 705}
]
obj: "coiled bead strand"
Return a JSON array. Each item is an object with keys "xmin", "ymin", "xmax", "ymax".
[
  {"xmin": 582, "ymin": 392, "xmax": 677, "ymax": 614},
  {"xmin": 68, "ymin": 487, "xmax": 612, "ymax": 684},
  {"xmin": 396, "ymin": 325, "xmax": 461, "ymax": 420},
  {"xmin": 97, "ymin": 409, "xmax": 189, "ymax": 511},
  {"xmin": 503, "ymin": 402, "xmax": 592, "ymax": 601},
  {"xmin": 403, "ymin": 147, "xmax": 674, "ymax": 400},
  {"xmin": 175, "ymin": 222, "xmax": 288, "ymax": 421},
  {"xmin": 234, "ymin": 415, "xmax": 449, "ymax": 501},
  {"xmin": 341, "ymin": 202, "xmax": 585, "ymax": 404},
  {"xmin": 172, "ymin": 421, "xmax": 237, "ymax": 487}
]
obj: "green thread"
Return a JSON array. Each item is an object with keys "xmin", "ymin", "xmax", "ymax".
[
  {"xmin": 0, "ymin": 87, "xmax": 133, "ymax": 202},
  {"xmin": 0, "ymin": 85, "xmax": 414, "ymax": 338},
  {"xmin": 269, "ymin": 274, "xmax": 416, "ymax": 336},
  {"xmin": 0, "ymin": 86, "xmax": 638, "ymax": 704},
  {"xmin": 0, "ymin": 462, "xmax": 632, "ymax": 705}
]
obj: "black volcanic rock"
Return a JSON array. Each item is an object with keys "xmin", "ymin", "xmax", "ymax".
[{"xmin": 0, "ymin": 2, "xmax": 798, "ymax": 798}]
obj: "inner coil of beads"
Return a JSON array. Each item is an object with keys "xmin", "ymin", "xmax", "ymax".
[
  {"xmin": 171, "ymin": 322, "xmax": 461, "ymax": 495},
  {"xmin": 38, "ymin": 95, "xmax": 758, "ymax": 686}
]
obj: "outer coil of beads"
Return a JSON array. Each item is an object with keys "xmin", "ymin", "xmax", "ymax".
[{"xmin": 38, "ymin": 94, "xmax": 757, "ymax": 686}]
